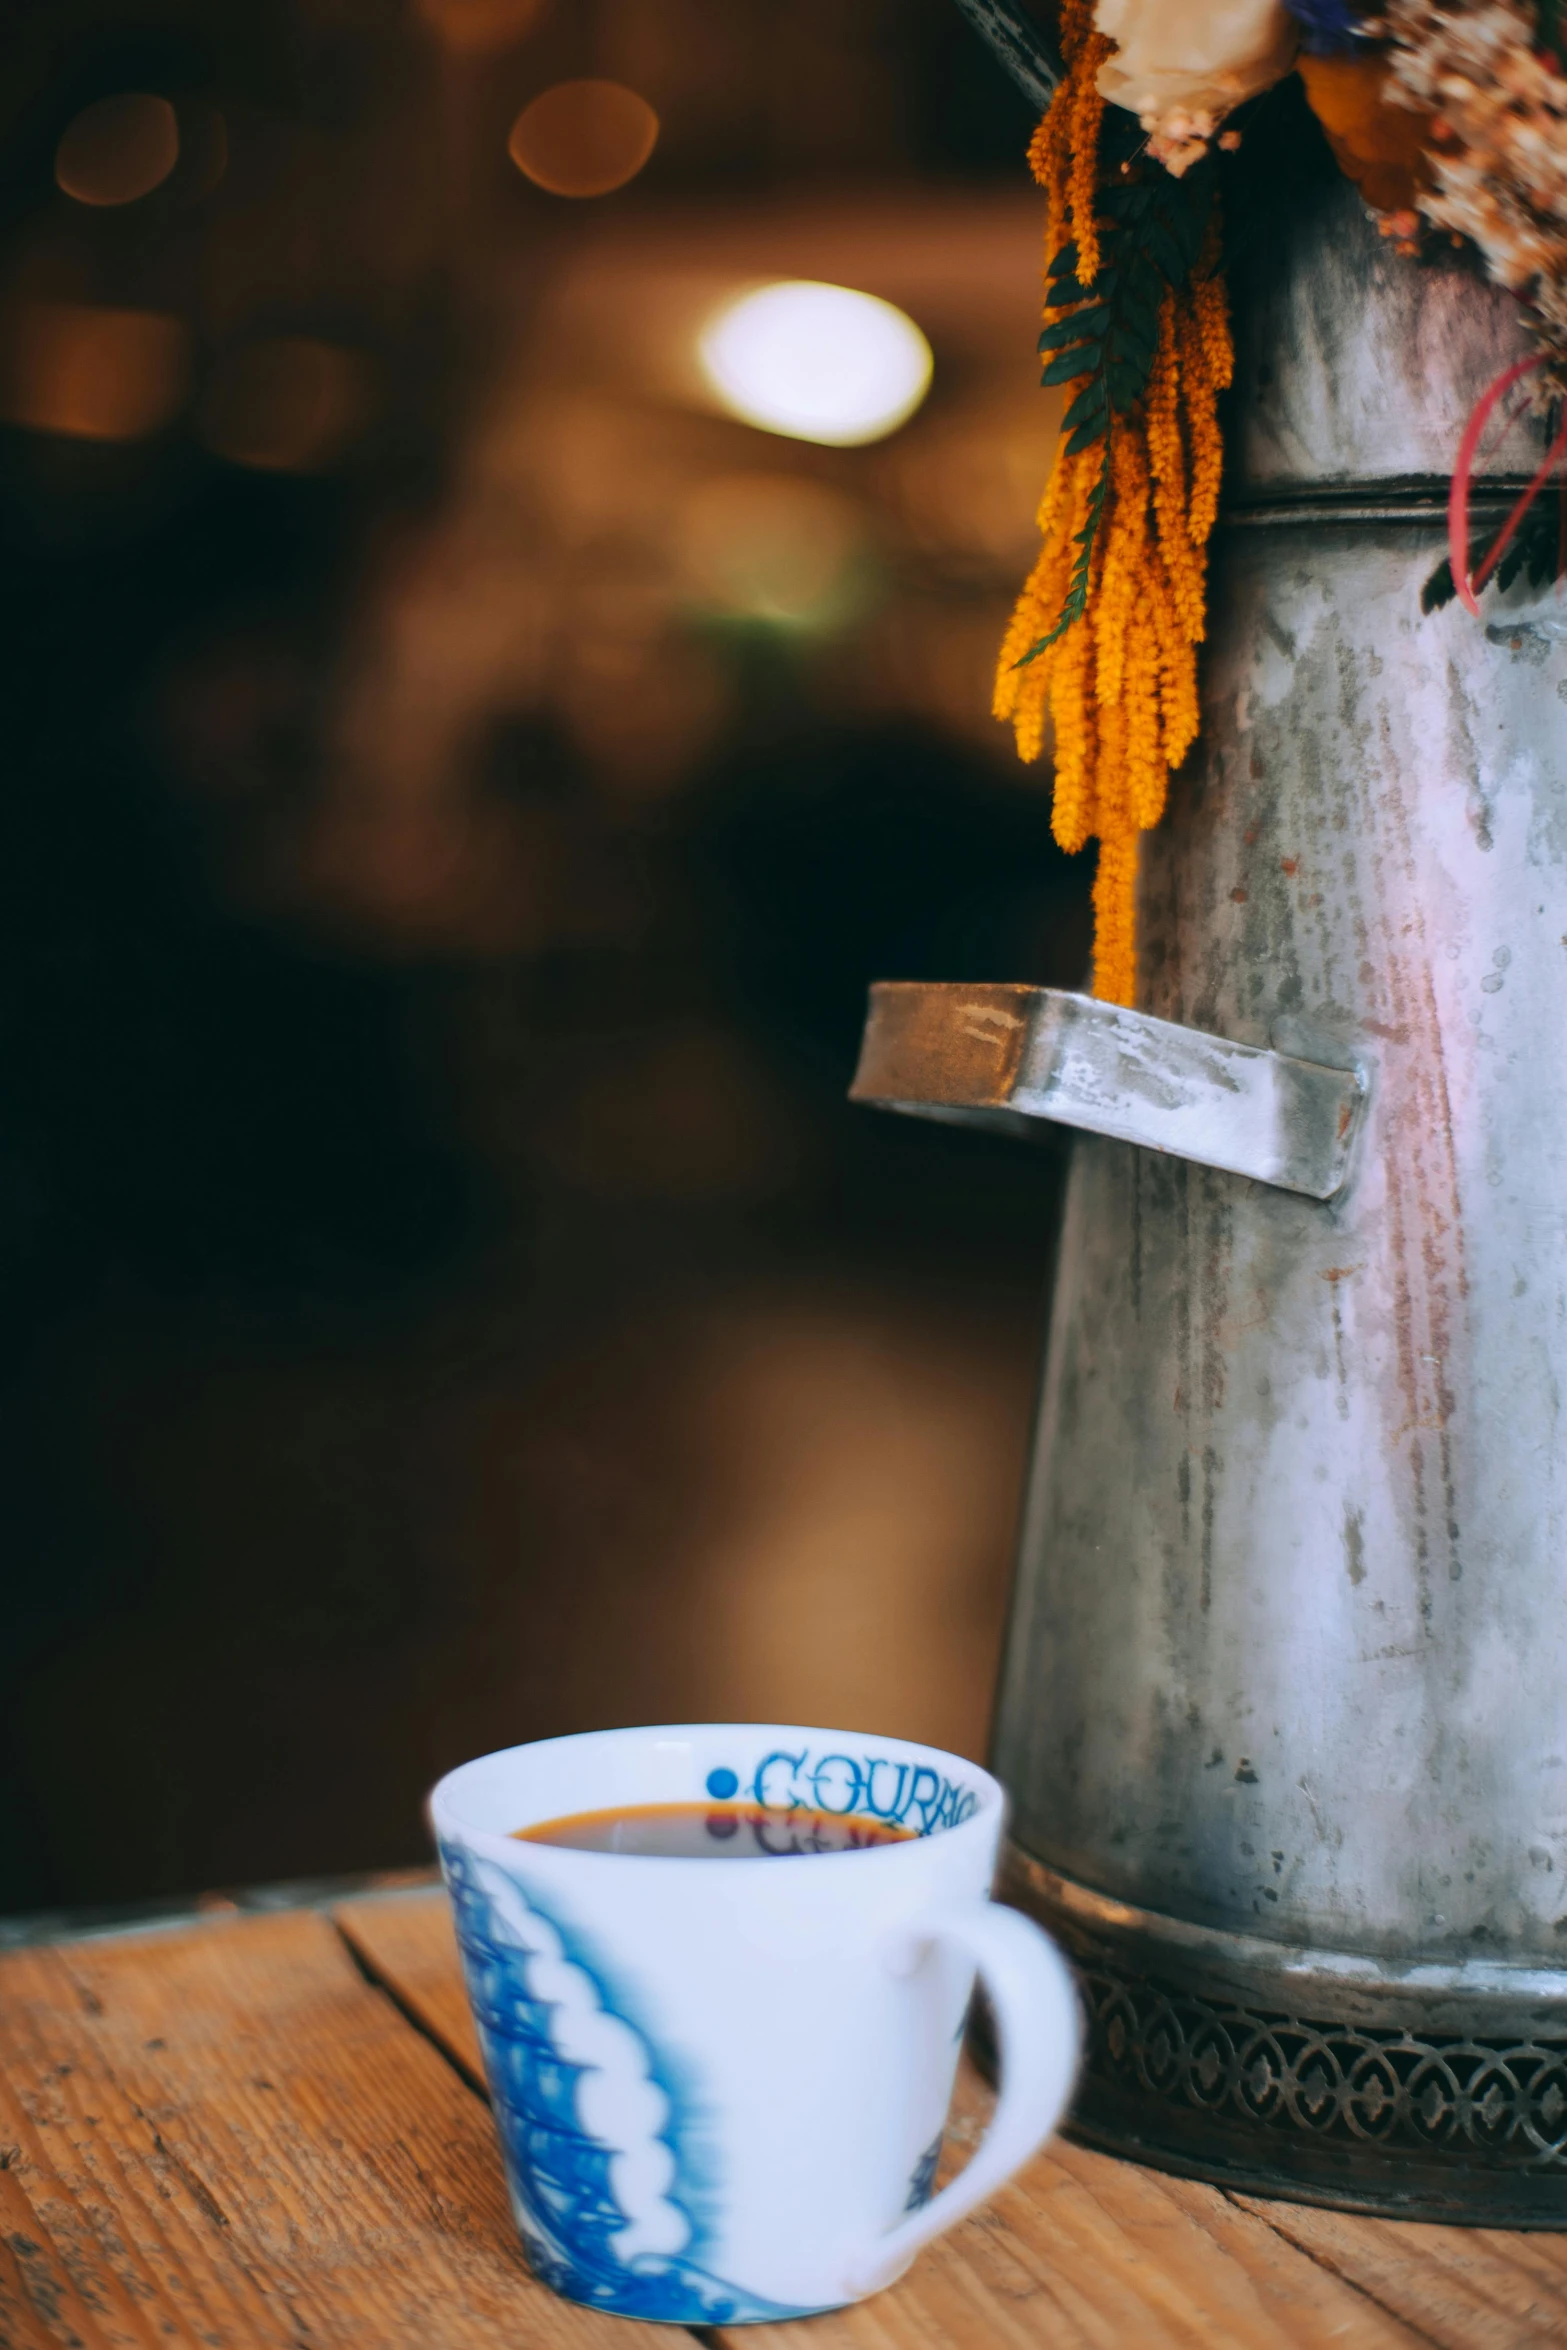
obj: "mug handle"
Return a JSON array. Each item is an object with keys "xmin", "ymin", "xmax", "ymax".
[{"xmin": 843, "ymin": 1901, "xmax": 1083, "ymax": 2299}]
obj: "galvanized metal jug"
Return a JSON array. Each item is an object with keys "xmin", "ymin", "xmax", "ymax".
[{"xmin": 853, "ymin": 152, "xmax": 1567, "ymax": 2218}]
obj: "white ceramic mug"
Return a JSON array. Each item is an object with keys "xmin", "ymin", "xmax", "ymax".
[{"xmin": 430, "ymin": 1722, "xmax": 1080, "ymax": 2326}]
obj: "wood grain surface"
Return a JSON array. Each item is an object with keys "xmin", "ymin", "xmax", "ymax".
[
  {"xmin": 1231, "ymin": 2193, "xmax": 1567, "ymax": 2349},
  {"xmin": 0, "ymin": 1906, "xmax": 666, "ymax": 2350},
  {"xmin": 338, "ymin": 1890, "xmax": 1562, "ymax": 2350},
  {"xmin": 336, "ymin": 1889, "xmax": 482, "ymax": 2082},
  {"xmin": 5, "ymin": 1885, "xmax": 1567, "ymax": 2349},
  {"xmin": 730, "ymin": 2078, "xmax": 1427, "ymax": 2350}
]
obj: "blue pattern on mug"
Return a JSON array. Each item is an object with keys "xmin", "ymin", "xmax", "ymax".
[
  {"xmin": 743, "ymin": 1747, "xmax": 980, "ymax": 1834},
  {"xmin": 440, "ymin": 1839, "xmax": 812, "ymax": 2323},
  {"xmin": 904, "ymin": 2130, "xmax": 943, "ymax": 2213}
]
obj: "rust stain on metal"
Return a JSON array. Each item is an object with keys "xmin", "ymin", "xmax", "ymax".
[
  {"xmin": 1358, "ymin": 1016, "xmax": 1411, "ymax": 1044},
  {"xmin": 1366, "ymin": 710, "xmax": 1467, "ymax": 1605},
  {"xmin": 959, "ymin": 1004, "xmax": 1025, "ymax": 1045},
  {"xmin": 849, "ymin": 980, "xmax": 1029, "ymax": 1108}
]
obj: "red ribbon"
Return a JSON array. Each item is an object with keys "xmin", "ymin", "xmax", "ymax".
[{"xmin": 1448, "ymin": 352, "xmax": 1567, "ymax": 616}]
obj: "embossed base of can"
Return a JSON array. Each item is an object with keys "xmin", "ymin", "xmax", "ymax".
[{"xmin": 995, "ymin": 1843, "xmax": 1567, "ymax": 2224}]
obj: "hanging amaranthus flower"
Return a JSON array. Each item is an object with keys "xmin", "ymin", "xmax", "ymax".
[{"xmin": 993, "ymin": 0, "xmax": 1233, "ymax": 1006}]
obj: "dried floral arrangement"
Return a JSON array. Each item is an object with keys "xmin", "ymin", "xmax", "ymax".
[{"xmin": 995, "ymin": 0, "xmax": 1567, "ymax": 1000}]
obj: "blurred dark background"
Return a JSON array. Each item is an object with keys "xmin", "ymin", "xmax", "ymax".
[{"xmin": 0, "ymin": 0, "xmax": 1087, "ymax": 1916}]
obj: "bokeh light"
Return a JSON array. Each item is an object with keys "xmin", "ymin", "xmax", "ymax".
[
  {"xmin": 698, "ymin": 281, "xmax": 933, "ymax": 448},
  {"xmin": 199, "ymin": 338, "xmax": 369, "ymax": 473},
  {"xmin": 507, "ymin": 81, "xmax": 659, "ymax": 198},
  {"xmin": 55, "ymin": 94, "xmax": 179, "ymax": 208},
  {"xmin": 418, "ymin": 0, "xmax": 549, "ymax": 53},
  {"xmin": 679, "ymin": 475, "xmax": 865, "ymax": 628},
  {"xmin": 3, "ymin": 303, "xmax": 188, "ymax": 440}
]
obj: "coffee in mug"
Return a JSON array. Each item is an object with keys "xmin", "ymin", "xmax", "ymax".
[{"xmin": 517, "ymin": 1800, "xmax": 915, "ymax": 1857}]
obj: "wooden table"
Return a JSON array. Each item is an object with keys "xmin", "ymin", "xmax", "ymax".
[{"xmin": 4, "ymin": 1885, "xmax": 1567, "ymax": 2349}]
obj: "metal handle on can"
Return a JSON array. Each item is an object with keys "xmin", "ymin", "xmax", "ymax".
[{"xmin": 849, "ymin": 982, "xmax": 1366, "ymax": 1202}]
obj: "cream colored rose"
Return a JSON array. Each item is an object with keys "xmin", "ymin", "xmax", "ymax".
[{"xmin": 1095, "ymin": 0, "xmax": 1299, "ymax": 173}]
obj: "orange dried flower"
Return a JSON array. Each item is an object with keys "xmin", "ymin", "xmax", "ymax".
[
  {"xmin": 1069, "ymin": 33, "xmax": 1115, "ymax": 286},
  {"xmin": 995, "ymin": 28, "xmax": 1235, "ymax": 1006},
  {"xmin": 1298, "ymin": 53, "xmax": 1433, "ymax": 220}
]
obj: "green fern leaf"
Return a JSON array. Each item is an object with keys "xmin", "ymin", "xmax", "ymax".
[
  {"xmin": 1040, "ymin": 306, "xmax": 1111, "ymax": 351},
  {"xmin": 1062, "ymin": 380, "xmax": 1107, "ymax": 437},
  {"xmin": 1041, "ymin": 348, "xmax": 1094, "ymax": 387},
  {"xmin": 1012, "ymin": 440, "xmax": 1113, "ymax": 667}
]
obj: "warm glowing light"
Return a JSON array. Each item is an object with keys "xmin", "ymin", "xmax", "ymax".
[
  {"xmin": 418, "ymin": 0, "xmax": 548, "ymax": 52},
  {"xmin": 680, "ymin": 475, "xmax": 864, "ymax": 628},
  {"xmin": 199, "ymin": 338, "xmax": 368, "ymax": 473},
  {"xmin": 698, "ymin": 281, "xmax": 932, "ymax": 448},
  {"xmin": 507, "ymin": 81, "xmax": 658, "ymax": 198},
  {"xmin": 3, "ymin": 304, "xmax": 187, "ymax": 440},
  {"xmin": 55, "ymin": 94, "xmax": 179, "ymax": 207}
]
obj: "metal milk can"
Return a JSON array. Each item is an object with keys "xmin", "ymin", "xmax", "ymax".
[{"xmin": 853, "ymin": 141, "xmax": 1567, "ymax": 2218}]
